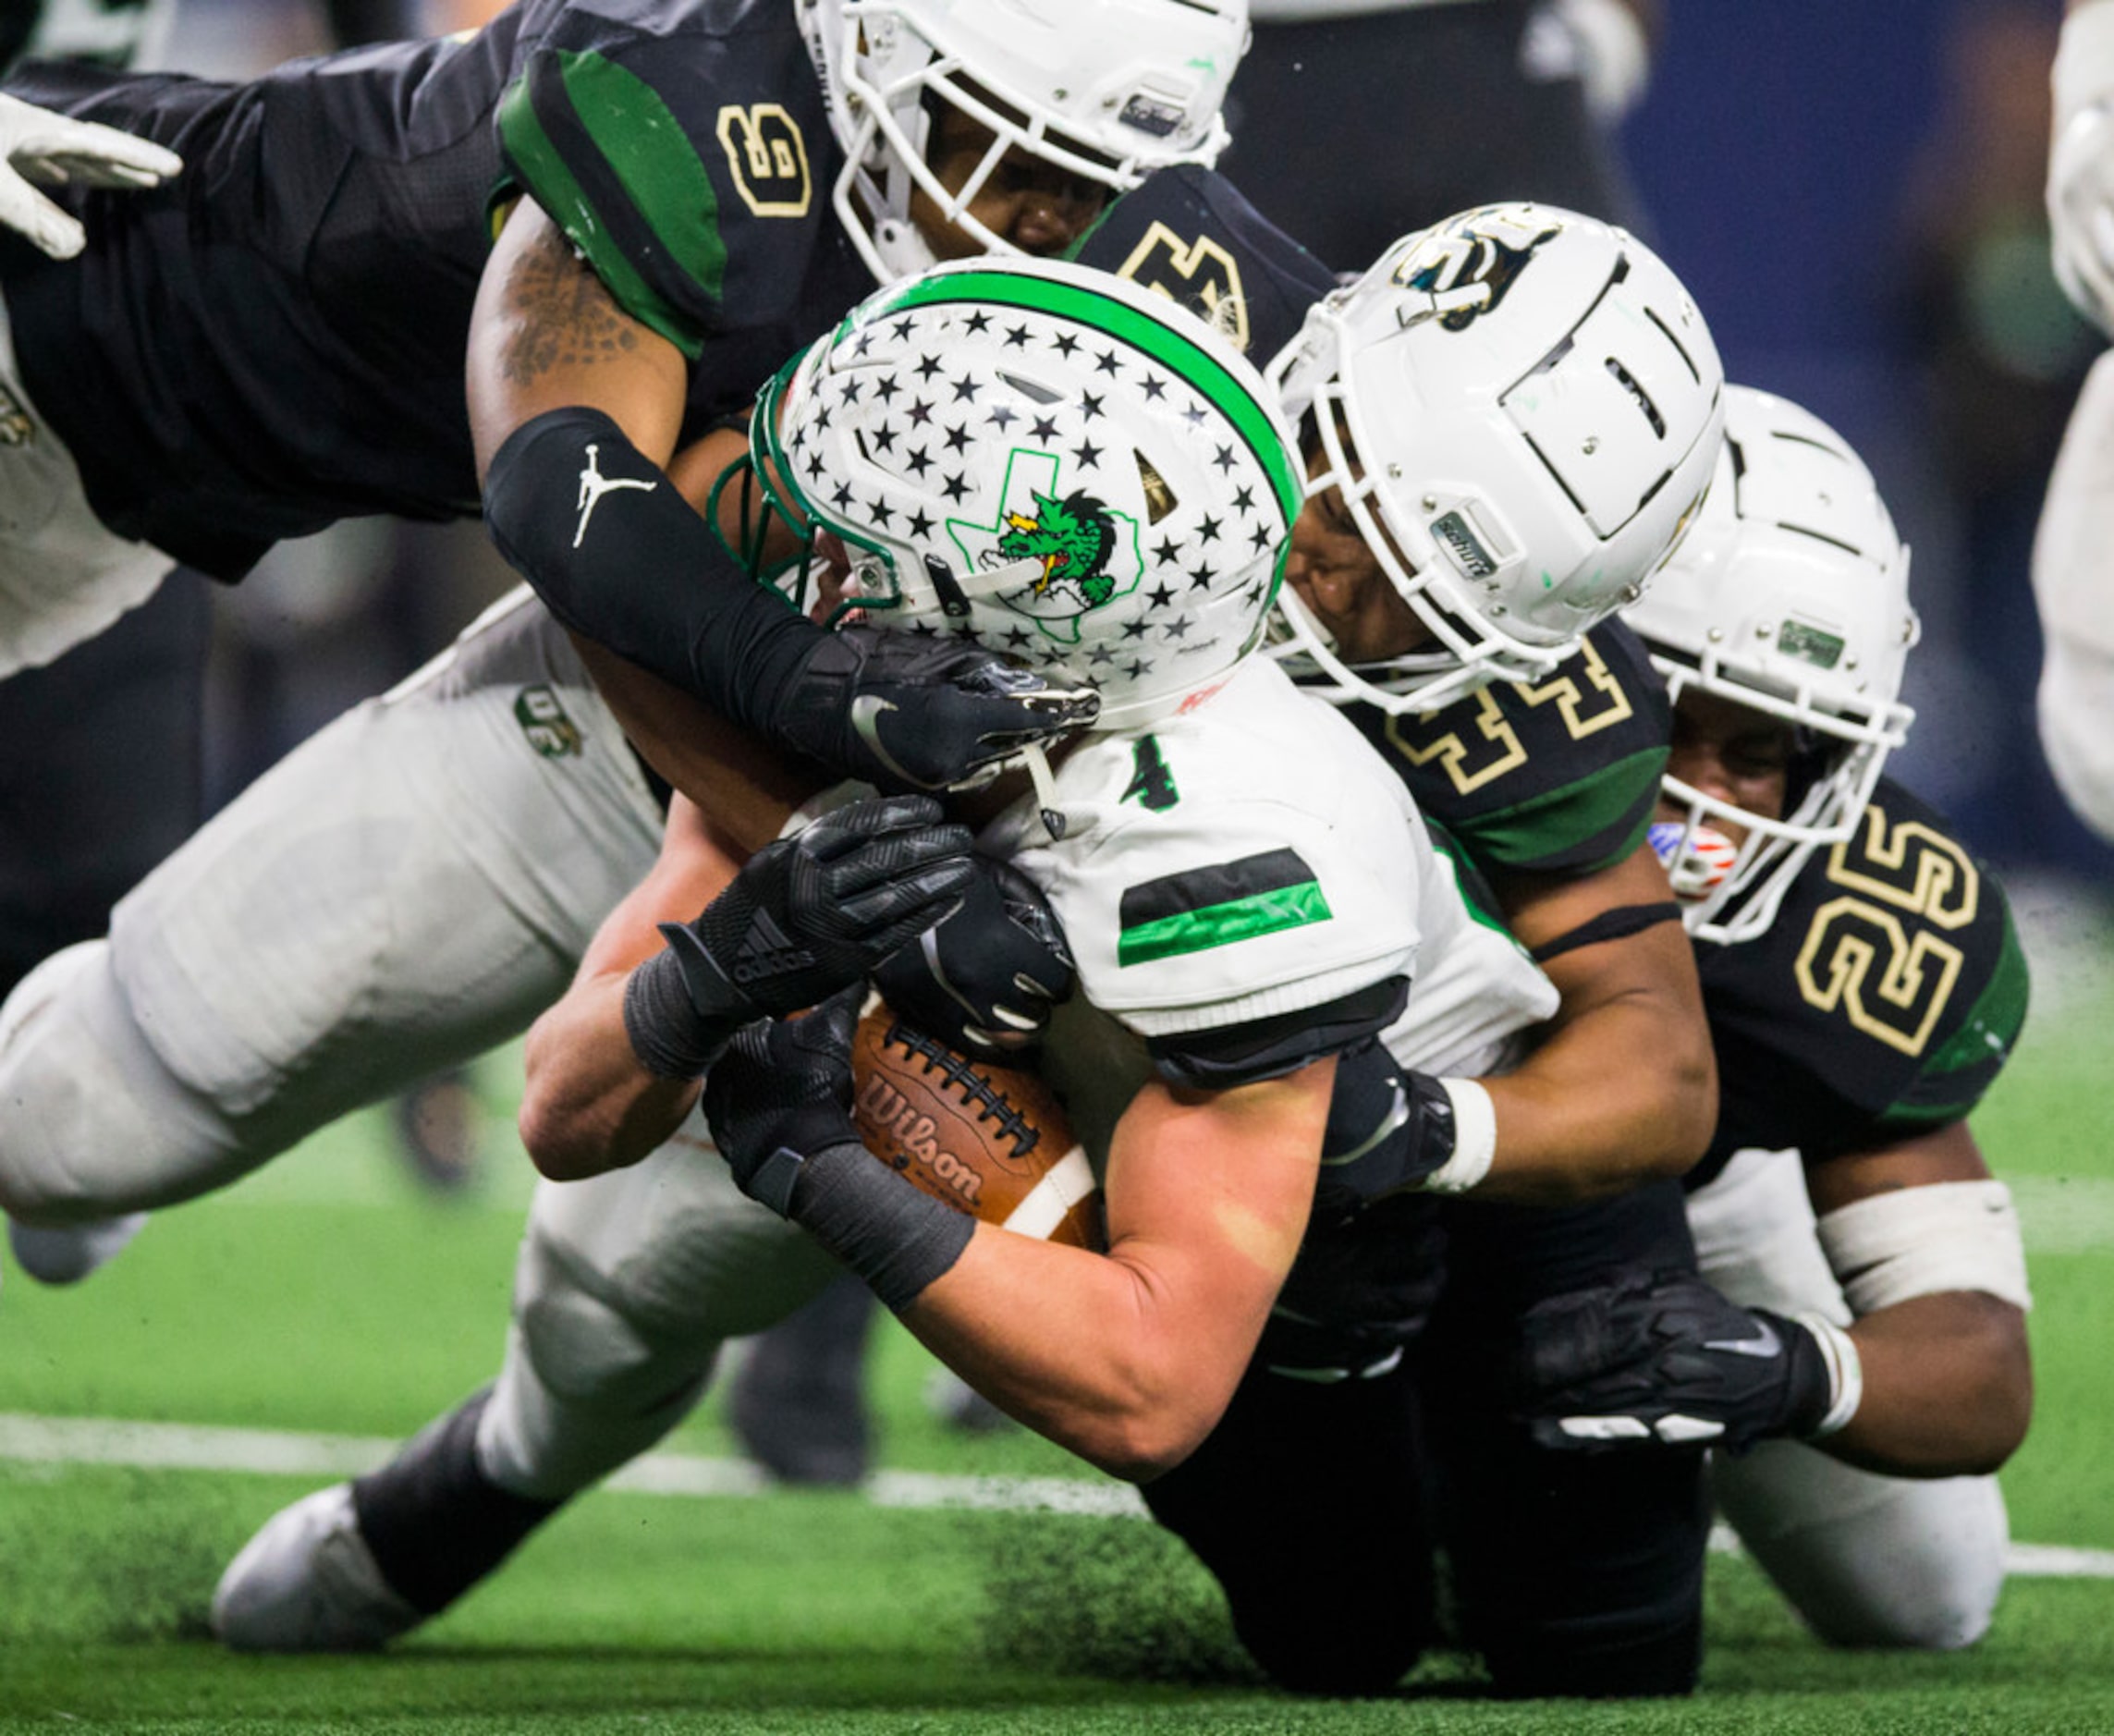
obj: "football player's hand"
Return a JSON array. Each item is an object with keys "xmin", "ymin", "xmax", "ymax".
[
  {"xmin": 1509, "ymin": 1268, "xmax": 1837, "ymax": 1456},
  {"xmin": 1308, "ymin": 1047, "xmax": 1464, "ymax": 1228},
  {"xmin": 0, "ymin": 93, "xmax": 182, "ymax": 261},
  {"xmin": 665, "ymin": 795, "xmax": 972, "ymax": 1023},
  {"xmin": 872, "ymin": 854, "xmax": 1073, "ymax": 1054},
  {"xmin": 2052, "ymin": 1, "xmax": 2114, "ymax": 336},
  {"xmin": 770, "ymin": 623, "xmax": 1099, "ymax": 794},
  {"xmin": 702, "ymin": 987, "xmax": 863, "ymax": 1214}
]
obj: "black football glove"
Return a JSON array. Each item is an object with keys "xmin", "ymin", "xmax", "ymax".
[
  {"xmin": 766, "ymin": 623, "xmax": 1099, "ymax": 793},
  {"xmin": 872, "ymin": 854, "xmax": 1073, "ymax": 1056},
  {"xmin": 625, "ymin": 798, "xmax": 970, "ymax": 1081},
  {"xmin": 1308, "ymin": 1045, "xmax": 1462, "ymax": 1228},
  {"xmin": 702, "ymin": 986, "xmax": 865, "ymax": 1214},
  {"xmin": 1510, "ymin": 1268, "xmax": 1835, "ymax": 1456}
]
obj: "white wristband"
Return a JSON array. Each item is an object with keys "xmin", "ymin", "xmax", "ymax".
[
  {"xmin": 1420, "ymin": 1077, "xmax": 1497, "ymax": 1194},
  {"xmin": 1796, "ymin": 1312, "xmax": 1864, "ymax": 1438}
]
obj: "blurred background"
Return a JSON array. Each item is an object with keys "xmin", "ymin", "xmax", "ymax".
[{"xmin": 138, "ymin": 0, "xmax": 2110, "ymax": 1192}]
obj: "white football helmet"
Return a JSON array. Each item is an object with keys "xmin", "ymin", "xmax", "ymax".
[
  {"xmin": 1268, "ymin": 202, "xmax": 1726, "ymax": 715},
  {"xmin": 752, "ymin": 255, "xmax": 1301, "ymax": 729},
  {"xmin": 799, "ymin": 0, "xmax": 1247, "ymax": 283},
  {"xmin": 1631, "ymin": 385, "xmax": 1919, "ymax": 945}
]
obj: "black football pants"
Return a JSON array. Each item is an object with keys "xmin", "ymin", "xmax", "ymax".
[
  {"xmin": 0, "ymin": 572, "xmax": 209, "ymax": 1001},
  {"xmin": 1143, "ymin": 1179, "xmax": 1708, "ymax": 1698}
]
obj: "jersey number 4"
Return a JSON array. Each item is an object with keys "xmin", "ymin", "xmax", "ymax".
[{"xmin": 1122, "ymin": 735, "xmax": 1180, "ymax": 812}]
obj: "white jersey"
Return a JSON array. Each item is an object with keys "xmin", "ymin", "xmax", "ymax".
[{"xmin": 977, "ymin": 656, "xmax": 1557, "ymax": 1158}]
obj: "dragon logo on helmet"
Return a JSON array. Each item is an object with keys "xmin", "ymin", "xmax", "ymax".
[{"xmin": 950, "ymin": 450, "xmax": 1144, "ymax": 643}]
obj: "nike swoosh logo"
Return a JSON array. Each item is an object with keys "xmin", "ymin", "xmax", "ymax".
[
  {"xmin": 849, "ymin": 695, "xmax": 920, "ymax": 788},
  {"xmin": 1704, "ymin": 1318, "xmax": 1783, "ymax": 1359}
]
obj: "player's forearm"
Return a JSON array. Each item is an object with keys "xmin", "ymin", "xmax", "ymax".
[
  {"xmin": 469, "ymin": 200, "xmax": 824, "ymax": 729},
  {"xmin": 1824, "ymin": 1292, "xmax": 2033, "ymax": 1477},
  {"xmin": 1477, "ymin": 981, "xmax": 1716, "ymax": 1204},
  {"xmin": 519, "ymin": 974, "xmax": 701, "ymax": 1180},
  {"xmin": 569, "ymin": 635, "xmax": 821, "ymax": 855},
  {"xmin": 900, "ymin": 1075, "xmax": 1321, "ymax": 1481},
  {"xmin": 898, "ymin": 1229, "xmax": 1267, "ymax": 1482}
]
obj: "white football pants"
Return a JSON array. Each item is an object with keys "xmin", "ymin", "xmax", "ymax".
[
  {"xmin": 0, "ymin": 577, "xmax": 833, "ymax": 1495},
  {"xmin": 2034, "ymin": 348, "xmax": 2114, "ymax": 843},
  {"xmin": 1685, "ymin": 1148, "xmax": 2009, "ymax": 1650},
  {"xmin": 0, "ymin": 586, "xmax": 665, "ymax": 1221}
]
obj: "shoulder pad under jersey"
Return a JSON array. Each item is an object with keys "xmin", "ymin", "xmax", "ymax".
[
  {"xmin": 1693, "ymin": 776, "xmax": 2030, "ymax": 1179},
  {"xmin": 1345, "ymin": 619, "xmax": 1672, "ymax": 884},
  {"xmin": 1070, "ymin": 164, "xmax": 1336, "ymax": 364},
  {"xmin": 496, "ymin": 0, "xmax": 838, "ymax": 360}
]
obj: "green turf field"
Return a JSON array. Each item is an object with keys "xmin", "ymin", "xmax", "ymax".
[{"xmin": 2, "ymin": 900, "xmax": 2112, "ymax": 1733}]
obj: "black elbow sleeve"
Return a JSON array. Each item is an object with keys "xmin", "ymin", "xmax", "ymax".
[{"xmin": 482, "ymin": 406, "xmax": 819, "ymax": 731}]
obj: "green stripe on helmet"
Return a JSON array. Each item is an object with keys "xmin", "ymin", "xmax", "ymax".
[{"xmin": 872, "ymin": 270, "xmax": 1304, "ymax": 528}]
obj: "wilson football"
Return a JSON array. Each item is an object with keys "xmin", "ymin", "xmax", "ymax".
[{"xmin": 850, "ymin": 1003, "xmax": 1104, "ymax": 1249}]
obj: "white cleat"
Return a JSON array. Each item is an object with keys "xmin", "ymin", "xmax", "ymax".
[
  {"xmin": 212, "ymin": 1484, "xmax": 424, "ymax": 1652},
  {"xmin": 9, "ymin": 1212, "xmax": 150, "ymax": 1284}
]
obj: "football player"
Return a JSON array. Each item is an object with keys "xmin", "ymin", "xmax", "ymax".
[
  {"xmin": 0, "ymin": 0, "xmax": 1333, "ymax": 1275},
  {"xmin": 208, "ymin": 251, "xmax": 1554, "ymax": 1649},
  {"xmin": 0, "ymin": 0, "xmax": 1256, "ymax": 813},
  {"xmin": 2037, "ymin": 0, "xmax": 2114, "ymax": 839},
  {"xmin": 209, "ymin": 220, "xmax": 1729, "ymax": 1694},
  {"xmin": 1514, "ymin": 386, "xmax": 2034, "ymax": 1652},
  {"xmin": 1135, "ymin": 202, "xmax": 1733, "ymax": 1698}
]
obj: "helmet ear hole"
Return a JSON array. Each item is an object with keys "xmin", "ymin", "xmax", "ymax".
[{"xmin": 1134, "ymin": 451, "xmax": 1178, "ymax": 524}]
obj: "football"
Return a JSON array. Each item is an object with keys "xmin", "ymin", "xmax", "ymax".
[{"xmin": 850, "ymin": 1002, "xmax": 1104, "ymax": 1250}]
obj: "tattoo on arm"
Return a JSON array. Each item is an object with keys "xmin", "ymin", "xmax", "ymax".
[{"xmin": 498, "ymin": 220, "xmax": 642, "ymax": 388}]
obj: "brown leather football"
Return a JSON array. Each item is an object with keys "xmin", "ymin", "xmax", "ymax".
[{"xmin": 850, "ymin": 1003, "xmax": 1104, "ymax": 1249}]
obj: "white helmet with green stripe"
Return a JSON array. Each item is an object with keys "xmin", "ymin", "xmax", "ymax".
[
  {"xmin": 752, "ymin": 254, "xmax": 1301, "ymax": 729},
  {"xmin": 799, "ymin": 0, "xmax": 1248, "ymax": 282}
]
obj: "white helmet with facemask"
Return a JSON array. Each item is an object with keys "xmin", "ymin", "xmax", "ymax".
[
  {"xmin": 1631, "ymin": 385, "xmax": 1919, "ymax": 945},
  {"xmin": 798, "ymin": 0, "xmax": 1248, "ymax": 283},
  {"xmin": 750, "ymin": 255, "xmax": 1301, "ymax": 734},
  {"xmin": 1268, "ymin": 202, "xmax": 1725, "ymax": 715}
]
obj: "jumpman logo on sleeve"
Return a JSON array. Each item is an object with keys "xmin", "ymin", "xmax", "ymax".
[{"xmin": 574, "ymin": 443, "xmax": 658, "ymax": 548}]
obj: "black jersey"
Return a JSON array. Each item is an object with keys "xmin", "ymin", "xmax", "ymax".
[
  {"xmin": 1341, "ymin": 618, "xmax": 1672, "ymax": 885},
  {"xmin": 1071, "ymin": 164, "xmax": 1337, "ymax": 365},
  {"xmin": 0, "ymin": 0, "xmax": 867, "ymax": 580},
  {"xmin": 1690, "ymin": 776, "xmax": 2029, "ymax": 1187}
]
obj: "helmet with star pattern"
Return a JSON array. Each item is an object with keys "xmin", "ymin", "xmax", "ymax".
[{"xmin": 751, "ymin": 254, "xmax": 1302, "ymax": 729}]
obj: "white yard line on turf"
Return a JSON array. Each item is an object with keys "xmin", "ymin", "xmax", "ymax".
[{"xmin": 3, "ymin": 1412, "xmax": 2108, "ymax": 1578}]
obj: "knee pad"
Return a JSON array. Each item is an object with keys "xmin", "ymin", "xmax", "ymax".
[
  {"xmin": 481, "ymin": 1229, "xmax": 724, "ymax": 1502},
  {"xmin": 0, "ymin": 939, "xmax": 245, "ymax": 1221},
  {"xmin": 1685, "ymin": 1147, "xmax": 1851, "ymax": 1326}
]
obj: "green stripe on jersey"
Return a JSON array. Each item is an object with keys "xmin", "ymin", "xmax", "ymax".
[
  {"xmin": 874, "ymin": 270, "xmax": 1302, "ymax": 528},
  {"xmin": 497, "ymin": 52, "xmax": 723, "ymax": 358},
  {"xmin": 1922, "ymin": 898, "xmax": 2031, "ymax": 1081},
  {"xmin": 1118, "ymin": 880, "xmax": 1332, "ymax": 966},
  {"xmin": 1465, "ymin": 746, "xmax": 1668, "ymax": 873}
]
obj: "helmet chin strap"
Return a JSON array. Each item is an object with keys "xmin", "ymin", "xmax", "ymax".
[{"xmin": 1021, "ymin": 740, "xmax": 1068, "ymax": 843}]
